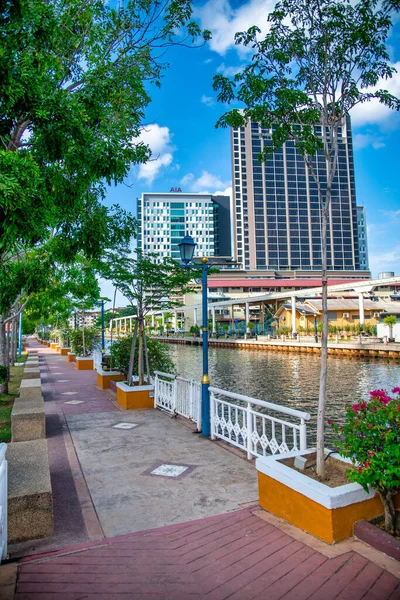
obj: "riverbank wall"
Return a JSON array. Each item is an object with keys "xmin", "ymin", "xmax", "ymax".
[{"xmin": 155, "ymin": 336, "xmax": 400, "ymax": 360}]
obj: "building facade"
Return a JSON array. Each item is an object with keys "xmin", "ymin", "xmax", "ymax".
[
  {"xmin": 137, "ymin": 192, "xmax": 231, "ymax": 262},
  {"xmin": 356, "ymin": 206, "xmax": 369, "ymax": 270},
  {"xmin": 231, "ymin": 116, "xmax": 361, "ymax": 272}
]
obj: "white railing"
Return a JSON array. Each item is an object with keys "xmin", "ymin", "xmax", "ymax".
[
  {"xmin": 154, "ymin": 372, "xmax": 201, "ymax": 429},
  {"xmin": 0, "ymin": 443, "xmax": 8, "ymax": 562},
  {"xmin": 93, "ymin": 350, "xmax": 103, "ymax": 371},
  {"xmin": 210, "ymin": 387, "xmax": 310, "ymax": 459}
]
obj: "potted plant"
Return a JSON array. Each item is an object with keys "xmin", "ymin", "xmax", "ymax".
[
  {"xmin": 383, "ymin": 315, "xmax": 397, "ymax": 342},
  {"xmin": 70, "ymin": 326, "xmax": 101, "ymax": 370},
  {"xmin": 256, "ymin": 388, "xmax": 400, "ymax": 544}
]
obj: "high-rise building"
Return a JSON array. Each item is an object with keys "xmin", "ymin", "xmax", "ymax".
[
  {"xmin": 231, "ymin": 116, "xmax": 361, "ymax": 272},
  {"xmin": 356, "ymin": 206, "xmax": 369, "ymax": 270},
  {"xmin": 137, "ymin": 192, "xmax": 231, "ymax": 262}
]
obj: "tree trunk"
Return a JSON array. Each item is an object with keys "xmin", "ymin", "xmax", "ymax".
[
  {"xmin": 82, "ymin": 308, "xmax": 86, "ymax": 357},
  {"xmin": 0, "ymin": 316, "xmax": 8, "ymax": 394},
  {"xmin": 143, "ymin": 331, "xmax": 150, "ymax": 384},
  {"xmin": 379, "ymin": 491, "xmax": 397, "ymax": 535},
  {"xmin": 316, "ymin": 204, "xmax": 329, "ymax": 479},
  {"xmin": 138, "ymin": 320, "xmax": 144, "ymax": 386},
  {"xmin": 127, "ymin": 319, "xmax": 138, "ymax": 386}
]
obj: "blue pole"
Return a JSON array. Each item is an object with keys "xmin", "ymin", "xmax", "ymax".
[
  {"xmin": 18, "ymin": 311, "xmax": 23, "ymax": 359},
  {"xmin": 101, "ymin": 301, "xmax": 105, "ymax": 354},
  {"xmin": 201, "ymin": 261, "xmax": 210, "ymax": 437}
]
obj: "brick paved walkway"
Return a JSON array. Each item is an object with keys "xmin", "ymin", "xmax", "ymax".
[
  {"xmin": 9, "ymin": 340, "xmax": 400, "ymax": 599},
  {"xmin": 16, "ymin": 507, "xmax": 400, "ymax": 599}
]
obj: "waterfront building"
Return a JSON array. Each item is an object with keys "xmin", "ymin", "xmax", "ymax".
[
  {"xmin": 231, "ymin": 116, "xmax": 362, "ymax": 273},
  {"xmin": 357, "ymin": 206, "xmax": 369, "ymax": 270},
  {"xmin": 137, "ymin": 192, "xmax": 232, "ymax": 262}
]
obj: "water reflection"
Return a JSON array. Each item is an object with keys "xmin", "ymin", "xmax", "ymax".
[{"xmin": 168, "ymin": 345, "xmax": 400, "ymax": 445}]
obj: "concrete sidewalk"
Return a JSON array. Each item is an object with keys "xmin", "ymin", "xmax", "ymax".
[{"xmin": 4, "ymin": 339, "xmax": 399, "ymax": 599}]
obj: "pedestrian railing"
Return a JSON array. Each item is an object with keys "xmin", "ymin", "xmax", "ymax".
[
  {"xmin": 154, "ymin": 372, "xmax": 201, "ymax": 430},
  {"xmin": 0, "ymin": 443, "xmax": 8, "ymax": 562},
  {"xmin": 93, "ymin": 350, "xmax": 103, "ymax": 371},
  {"xmin": 209, "ymin": 387, "xmax": 310, "ymax": 459}
]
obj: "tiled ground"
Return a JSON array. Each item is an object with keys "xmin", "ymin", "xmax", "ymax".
[{"xmin": 16, "ymin": 507, "xmax": 400, "ymax": 600}]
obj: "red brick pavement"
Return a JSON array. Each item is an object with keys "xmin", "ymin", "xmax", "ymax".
[{"xmin": 15, "ymin": 507, "xmax": 400, "ymax": 600}]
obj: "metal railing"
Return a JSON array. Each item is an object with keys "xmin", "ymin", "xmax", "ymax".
[
  {"xmin": 0, "ymin": 443, "xmax": 8, "ymax": 562},
  {"xmin": 210, "ymin": 387, "xmax": 310, "ymax": 459},
  {"xmin": 154, "ymin": 372, "xmax": 201, "ymax": 429}
]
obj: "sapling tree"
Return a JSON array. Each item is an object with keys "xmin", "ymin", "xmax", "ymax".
[
  {"xmin": 213, "ymin": 0, "xmax": 400, "ymax": 478},
  {"xmin": 101, "ymin": 250, "xmax": 196, "ymax": 385},
  {"xmin": 383, "ymin": 315, "xmax": 397, "ymax": 340}
]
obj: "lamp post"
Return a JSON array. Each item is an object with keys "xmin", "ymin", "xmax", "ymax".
[{"xmin": 178, "ymin": 235, "xmax": 211, "ymax": 438}]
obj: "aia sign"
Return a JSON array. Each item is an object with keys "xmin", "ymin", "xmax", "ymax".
[{"xmin": 170, "ymin": 187, "xmax": 182, "ymax": 193}]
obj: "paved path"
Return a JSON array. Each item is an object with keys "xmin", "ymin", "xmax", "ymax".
[
  {"xmin": 15, "ymin": 508, "xmax": 400, "ymax": 599},
  {"xmin": 7, "ymin": 340, "xmax": 400, "ymax": 599}
]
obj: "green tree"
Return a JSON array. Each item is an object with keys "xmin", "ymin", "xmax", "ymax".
[
  {"xmin": 101, "ymin": 249, "xmax": 196, "ymax": 385},
  {"xmin": 383, "ymin": 314, "xmax": 397, "ymax": 340},
  {"xmin": 213, "ymin": 0, "xmax": 399, "ymax": 478},
  {"xmin": 0, "ymin": 0, "xmax": 208, "ymax": 389},
  {"xmin": 110, "ymin": 335, "xmax": 175, "ymax": 379}
]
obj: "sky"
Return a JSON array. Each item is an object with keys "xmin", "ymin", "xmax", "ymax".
[{"xmin": 103, "ymin": 0, "xmax": 400, "ymax": 306}]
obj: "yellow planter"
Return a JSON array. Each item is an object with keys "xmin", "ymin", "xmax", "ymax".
[
  {"xmin": 116, "ymin": 382, "xmax": 154, "ymax": 410},
  {"xmin": 97, "ymin": 369, "xmax": 125, "ymax": 390},
  {"xmin": 256, "ymin": 449, "xmax": 385, "ymax": 545},
  {"xmin": 67, "ymin": 352, "xmax": 76, "ymax": 362},
  {"xmin": 75, "ymin": 356, "xmax": 94, "ymax": 370},
  {"xmin": 60, "ymin": 348, "xmax": 71, "ymax": 356}
]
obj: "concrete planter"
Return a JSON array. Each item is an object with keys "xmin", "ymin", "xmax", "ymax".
[
  {"xmin": 55, "ymin": 344, "xmax": 61, "ymax": 353},
  {"xmin": 50, "ymin": 342, "xmax": 57, "ymax": 349},
  {"xmin": 75, "ymin": 356, "xmax": 94, "ymax": 370},
  {"xmin": 116, "ymin": 382, "xmax": 154, "ymax": 410},
  {"xmin": 97, "ymin": 368, "xmax": 125, "ymax": 390},
  {"xmin": 60, "ymin": 347, "xmax": 71, "ymax": 356},
  {"xmin": 256, "ymin": 448, "xmax": 384, "ymax": 544},
  {"xmin": 67, "ymin": 352, "xmax": 76, "ymax": 363}
]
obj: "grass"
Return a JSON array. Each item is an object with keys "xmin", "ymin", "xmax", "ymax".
[{"xmin": 0, "ymin": 355, "xmax": 27, "ymax": 443}]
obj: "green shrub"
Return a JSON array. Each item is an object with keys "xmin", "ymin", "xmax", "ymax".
[
  {"xmin": 70, "ymin": 326, "xmax": 101, "ymax": 357},
  {"xmin": 59, "ymin": 326, "xmax": 72, "ymax": 348},
  {"xmin": 0, "ymin": 365, "xmax": 8, "ymax": 384},
  {"xmin": 190, "ymin": 324, "xmax": 200, "ymax": 336},
  {"xmin": 330, "ymin": 388, "xmax": 400, "ymax": 535},
  {"xmin": 109, "ymin": 335, "xmax": 175, "ymax": 378}
]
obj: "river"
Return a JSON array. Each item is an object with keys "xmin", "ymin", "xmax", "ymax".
[{"xmin": 166, "ymin": 344, "xmax": 400, "ymax": 445}]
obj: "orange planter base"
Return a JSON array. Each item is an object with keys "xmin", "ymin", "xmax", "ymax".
[
  {"xmin": 258, "ymin": 471, "xmax": 383, "ymax": 544},
  {"xmin": 97, "ymin": 370, "xmax": 125, "ymax": 390},
  {"xmin": 75, "ymin": 357, "xmax": 94, "ymax": 370},
  {"xmin": 60, "ymin": 348, "xmax": 71, "ymax": 356},
  {"xmin": 67, "ymin": 353, "xmax": 75, "ymax": 363},
  {"xmin": 116, "ymin": 383, "xmax": 154, "ymax": 410}
]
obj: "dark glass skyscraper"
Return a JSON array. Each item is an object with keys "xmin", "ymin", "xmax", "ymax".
[{"xmin": 231, "ymin": 116, "xmax": 361, "ymax": 272}]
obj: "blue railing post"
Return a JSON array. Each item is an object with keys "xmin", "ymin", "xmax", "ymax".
[
  {"xmin": 201, "ymin": 260, "xmax": 210, "ymax": 437},
  {"xmin": 101, "ymin": 300, "xmax": 105, "ymax": 354}
]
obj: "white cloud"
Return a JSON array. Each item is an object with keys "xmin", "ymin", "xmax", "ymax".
[
  {"xmin": 214, "ymin": 185, "xmax": 232, "ymax": 199},
  {"xmin": 353, "ymin": 133, "xmax": 385, "ymax": 150},
  {"xmin": 216, "ymin": 63, "xmax": 243, "ymax": 77},
  {"xmin": 350, "ymin": 63, "xmax": 400, "ymax": 128},
  {"xmin": 380, "ymin": 209, "xmax": 400, "ymax": 223},
  {"xmin": 196, "ymin": 0, "xmax": 272, "ymax": 56},
  {"xmin": 135, "ymin": 124, "xmax": 174, "ymax": 184},
  {"xmin": 201, "ymin": 94, "xmax": 215, "ymax": 107},
  {"xmin": 369, "ymin": 246, "xmax": 400, "ymax": 275},
  {"xmin": 181, "ymin": 170, "xmax": 230, "ymax": 193},
  {"xmin": 204, "ymin": 58, "xmax": 213, "ymax": 64}
]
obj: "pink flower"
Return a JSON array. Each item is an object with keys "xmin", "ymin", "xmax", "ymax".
[
  {"xmin": 368, "ymin": 424, "xmax": 374, "ymax": 429},
  {"xmin": 367, "ymin": 451, "xmax": 374, "ymax": 457},
  {"xmin": 392, "ymin": 387, "xmax": 400, "ymax": 395},
  {"xmin": 357, "ymin": 467, "xmax": 363, "ymax": 473},
  {"xmin": 327, "ymin": 419, "xmax": 332, "ymax": 425}
]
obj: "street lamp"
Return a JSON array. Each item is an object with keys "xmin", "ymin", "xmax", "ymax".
[{"xmin": 178, "ymin": 234, "xmax": 211, "ymax": 438}]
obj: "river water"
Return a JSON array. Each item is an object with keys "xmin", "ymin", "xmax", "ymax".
[{"xmin": 166, "ymin": 344, "xmax": 400, "ymax": 445}]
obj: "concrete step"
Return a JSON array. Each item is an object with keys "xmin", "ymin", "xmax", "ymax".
[
  {"xmin": 11, "ymin": 397, "xmax": 45, "ymax": 442},
  {"xmin": 7, "ymin": 439, "xmax": 53, "ymax": 544}
]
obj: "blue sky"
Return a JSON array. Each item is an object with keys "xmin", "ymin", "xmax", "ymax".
[{"xmin": 104, "ymin": 0, "xmax": 400, "ymax": 304}]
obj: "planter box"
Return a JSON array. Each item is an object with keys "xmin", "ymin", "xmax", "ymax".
[
  {"xmin": 60, "ymin": 347, "xmax": 71, "ymax": 356},
  {"xmin": 75, "ymin": 356, "xmax": 94, "ymax": 370},
  {"xmin": 256, "ymin": 448, "xmax": 384, "ymax": 544},
  {"xmin": 50, "ymin": 343, "xmax": 57, "ymax": 349},
  {"xmin": 97, "ymin": 368, "xmax": 125, "ymax": 390},
  {"xmin": 67, "ymin": 352, "xmax": 76, "ymax": 363},
  {"xmin": 116, "ymin": 382, "xmax": 154, "ymax": 410}
]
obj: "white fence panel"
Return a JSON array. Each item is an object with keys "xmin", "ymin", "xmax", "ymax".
[
  {"xmin": 154, "ymin": 372, "xmax": 175, "ymax": 413},
  {"xmin": 154, "ymin": 372, "xmax": 201, "ymax": 429},
  {"xmin": 210, "ymin": 387, "xmax": 310, "ymax": 459},
  {"xmin": 0, "ymin": 443, "xmax": 8, "ymax": 562},
  {"xmin": 93, "ymin": 350, "xmax": 103, "ymax": 371}
]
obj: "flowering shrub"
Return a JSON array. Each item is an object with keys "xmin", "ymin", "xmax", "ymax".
[{"xmin": 330, "ymin": 388, "xmax": 400, "ymax": 535}]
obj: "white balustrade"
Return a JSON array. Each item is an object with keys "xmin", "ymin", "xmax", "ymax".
[
  {"xmin": 0, "ymin": 443, "xmax": 8, "ymax": 562},
  {"xmin": 209, "ymin": 387, "xmax": 310, "ymax": 459},
  {"xmin": 154, "ymin": 372, "xmax": 201, "ymax": 429},
  {"xmin": 93, "ymin": 350, "xmax": 103, "ymax": 370}
]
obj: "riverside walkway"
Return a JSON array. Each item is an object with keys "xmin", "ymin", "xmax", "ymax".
[{"xmin": 3, "ymin": 340, "xmax": 399, "ymax": 599}]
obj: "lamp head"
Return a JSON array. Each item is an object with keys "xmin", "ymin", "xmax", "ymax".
[{"xmin": 178, "ymin": 234, "xmax": 197, "ymax": 265}]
